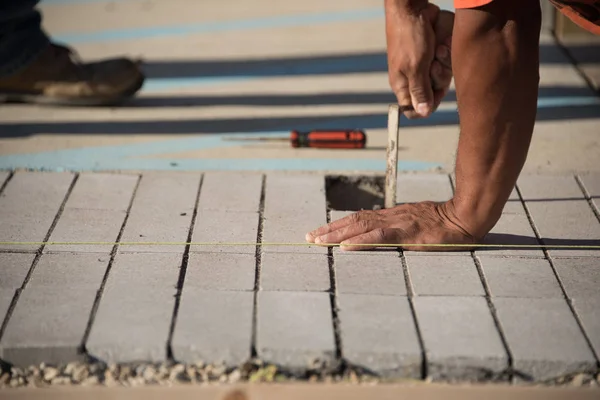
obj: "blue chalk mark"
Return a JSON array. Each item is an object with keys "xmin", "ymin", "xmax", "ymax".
[
  {"xmin": 537, "ymin": 96, "xmax": 600, "ymax": 107},
  {"xmin": 54, "ymin": 8, "xmax": 384, "ymax": 43}
]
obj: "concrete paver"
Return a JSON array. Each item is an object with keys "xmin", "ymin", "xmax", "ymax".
[
  {"xmin": 413, "ymin": 297, "xmax": 507, "ymax": 381},
  {"xmin": 262, "ymin": 215, "xmax": 327, "ymax": 254},
  {"xmin": 86, "ymin": 253, "xmax": 181, "ymax": 363},
  {"xmin": 334, "ymin": 254, "xmax": 405, "ymax": 296},
  {"xmin": 518, "ymin": 175, "xmax": 584, "ymax": 200},
  {"xmin": 256, "ymin": 291, "xmax": 336, "ymax": 370},
  {"xmin": 260, "ymin": 253, "xmax": 330, "ymax": 292},
  {"xmin": 1, "ymin": 287, "xmax": 98, "ymax": 366},
  {"xmin": 0, "ymin": 172, "xmax": 73, "ymax": 252},
  {"xmin": 0, "ymin": 253, "xmax": 35, "ymax": 289},
  {"xmin": 578, "ymin": 173, "xmax": 600, "ymax": 213},
  {"xmin": 0, "ymin": 288, "xmax": 15, "ymax": 325},
  {"xmin": 198, "ymin": 172, "xmax": 263, "ymax": 212},
  {"xmin": 45, "ymin": 209, "xmax": 126, "ymax": 253},
  {"xmin": 119, "ymin": 174, "xmax": 200, "ymax": 253},
  {"xmin": 337, "ymin": 294, "xmax": 421, "ymax": 377},
  {"xmin": 478, "ymin": 257, "xmax": 563, "ymax": 298},
  {"xmin": 553, "ymin": 258, "xmax": 600, "ymax": 300},
  {"xmin": 191, "ymin": 210, "xmax": 258, "ymax": 254},
  {"xmin": 571, "ymin": 299, "xmax": 600, "ymax": 356},
  {"xmin": 172, "ymin": 290, "xmax": 253, "ymax": 365},
  {"xmin": 494, "ymin": 298, "xmax": 596, "ymax": 381},
  {"xmin": 479, "ymin": 210, "xmax": 544, "ymax": 258},
  {"xmin": 65, "ymin": 173, "xmax": 138, "ymax": 212},
  {"xmin": 185, "ymin": 253, "xmax": 256, "ymax": 291},
  {"xmin": 405, "ymin": 256, "xmax": 484, "ymax": 296},
  {"xmin": 27, "ymin": 254, "xmax": 109, "ymax": 288}
]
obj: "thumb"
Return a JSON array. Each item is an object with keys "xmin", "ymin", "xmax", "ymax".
[{"xmin": 408, "ymin": 70, "xmax": 434, "ymax": 117}]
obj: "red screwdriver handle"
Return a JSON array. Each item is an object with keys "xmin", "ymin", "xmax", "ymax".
[{"xmin": 290, "ymin": 130, "xmax": 366, "ymax": 149}]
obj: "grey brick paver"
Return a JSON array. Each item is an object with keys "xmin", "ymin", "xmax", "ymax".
[
  {"xmin": 0, "ymin": 171, "xmax": 9, "ymax": 186},
  {"xmin": 553, "ymin": 258, "xmax": 600, "ymax": 300},
  {"xmin": 191, "ymin": 210, "xmax": 258, "ymax": 254},
  {"xmin": 413, "ymin": 297, "xmax": 507, "ymax": 380},
  {"xmin": 1, "ymin": 287, "xmax": 97, "ymax": 366},
  {"xmin": 260, "ymin": 253, "xmax": 330, "ymax": 292},
  {"xmin": 335, "ymin": 254, "xmax": 405, "ymax": 296},
  {"xmin": 199, "ymin": 172, "xmax": 262, "ymax": 212},
  {"xmin": 405, "ymin": 256, "xmax": 484, "ymax": 296},
  {"xmin": 65, "ymin": 173, "xmax": 137, "ymax": 211},
  {"xmin": 45, "ymin": 209, "xmax": 126, "ymax": 253},
  {"xmin": 397, "ymin": 173, "xmax": 452, "ymax": 203},
  {"xmin": 119, "ymin": 174, "xmax": 200, "ymax": 253},
  {"xmin": 579, "ymin": 173, "xmax": 600, "ymax": 213},
  {"xmin": 27, "ymin": 254, "xmax": 109, "ymax": 287},
  {"xmin": 337, "ymin": 294, "xmax": 421, "ymax": 377},
  {"xmin": 86, "ymin": 253, "xmax": 181, "ymax": 363},
  {"xmin": 518, "ymin": 175, "xmax": 584, "ymax": 200},
  {"xmin": 478, "ymin": 257, "xmax": 563, "ymax": 298},
  {"xmin": 572, "ymin": 299, "xmax": 600, "ymax": 356},
  {"xmin": 262, "ymin": 215, "xmax": 327, "ymax": 254},
  {"xmin": 256, "ymin": 291, "xmax": 336, "ymax": 370},
  {"xmin": 185, "ymin": 253, "xmax": 255, "ymax": 291},
  {"xmin": 0, "ymin": 172, "xmax": 73, "ymax": 252},
  {"xmin": 0, "ymin": 289, "xmax": 15, "ymax": 327},
  {"xmin": 494, "ymin": 298, "xmax": 596, "ymax": 380},
  {"xmin": 172, "ymin": 290, "xmax": 253, "ymax": 365},
  {"xmin": 0, "ymin": 253, "xmax": 35, "ymax": 289},
  {"xmin": 480, "ymin": 211, "xmax": 544, "ymax": 257}
]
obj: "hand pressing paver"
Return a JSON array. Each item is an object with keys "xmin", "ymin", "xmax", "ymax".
[
  {"xmin": 478, "ymin": 257, "xmax": 563, "ymax": 298},
  {"xmin": 172, "ymin": 290, "xmax": 253, "ymax": 365},
  {"xmin": 0, "ymin": 172, "xmax": 73, "ymax": 252},
  {"xmin": 191, "ymin": 210, "xmax": 258, "ymax": 254},
  {"xmin": 571, "ymin": 299, "xmax": 600, "ymax": 357},
  {"xmin": 0, "ymin": 253, "xmax": 35, "ymax": 289},
  {"xmin": 119, "ymin": 173, "xmax": 200, "ymax": 253},
  {"xmin": 260, "ymin": 253, "xmax": 330, "ymax": 292},
  {"xmin": 337, "ymin": 293, "xmax": 421, "ymax": 377},
  {"xmin": 553, "ymin": 258, "xmax": 600, "ymax": 300},
  {"xmin": 413, "ymin": 296, "xmax": 507, "ymax": 381},
  {"xmin": 330, "ymin": 211, "xmax": 400, "ymax": 256},
  {"xmin": 198, "ymin": 172, "xmax": 262, "ymax": 212},
  {"xmin": 405, "ymin": 255, "xmax": 484, "ymax": 296},
  {"xmin": 256, "ymin": 291, "xmax": 336, "ymax": 371},
  {"xmin": 1, "ymin": 286, "xmax": 98, "ymax": 366},
  {"xmin": 86, "ymin": 253, "xmax": 181, "ymax": 363},
  {"xmin": 334, "ymin": 254, "xmax": 405, "ymax": 296},
  {"xmin": 494, "ymin": 298, "xmax": 596, "ymax": 381},
  {"xmin": 185, "ymin": 253, "xmax": 256, "ymax": 291}
]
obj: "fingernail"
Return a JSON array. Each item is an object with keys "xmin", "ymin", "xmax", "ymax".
[
  {"xmin": 305, "ymin": 233, "xmax": 313, "ymax": 242},
  {"xmin": 315, "ymin": 236, "xmax": 323, "ymax": 244},
  {"xmin": 417, "ymin": 103, "xmax": 430, "ymax": 116}
]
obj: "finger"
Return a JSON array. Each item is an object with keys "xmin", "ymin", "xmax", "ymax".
[
  {"xmin": 390, "ymin": 73, "xmax": 421, "ymax": 120},
  {"xmin": 339, "ymin": 228, "xmax": 402, "ymax": 251},
  {"xmin": 305, "ymin": 210, "xmax": 379, "ymax": 242},
  {"xmin": 314, "ymin": 218, "xmax": 384, "ymax": 245},
  {"xmin": 435, "ymin": 43, "xmax": 452, "ymax": 69},
  {"xmin": 432, "ymin": 87, "xmax": 448, "ymax": 112},
  {"xmin": 408, "ymin": 68, "xmax": 434, "ymax": 118},
  {"xmin": 430, "ymin": 60, "xmax": 452, "ymax": 91}
]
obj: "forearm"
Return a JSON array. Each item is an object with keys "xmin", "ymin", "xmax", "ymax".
[
  {"xmin": 384, "ymin": 0, "xmax": 428, "ymax": 13},
  {"xmin": 450, "ymin": 1, "xmax": 541, "ymax": 239}
]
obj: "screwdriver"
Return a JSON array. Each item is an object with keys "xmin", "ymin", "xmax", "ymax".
[{"xmin": 223, "ymin": 130, "xmax": 367, "ymax": 149}]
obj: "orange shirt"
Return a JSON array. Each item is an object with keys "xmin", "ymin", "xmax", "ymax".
[{"xmin": 454, "ymin": 0, "xmax": 600, "ymax": 35}]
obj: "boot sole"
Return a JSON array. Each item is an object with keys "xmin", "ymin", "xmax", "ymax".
[{"xmin": 0, "ymin": 75, "xmax": 145, "ymax": 107}]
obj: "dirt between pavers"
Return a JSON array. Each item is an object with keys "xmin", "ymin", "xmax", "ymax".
[{"xmin": 0, "ymin": 360, "xmax": 599, "ymax": 389}]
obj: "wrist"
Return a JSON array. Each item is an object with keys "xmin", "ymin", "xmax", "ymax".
[{"xmin": 448, "ymin": 190, "xmax": 505, "ymax": 240}]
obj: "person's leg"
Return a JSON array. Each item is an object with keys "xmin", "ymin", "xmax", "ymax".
[
  {"xmin": 0, "ymin": 0, "xmax": 49, "ymax": 77},
  {"xmin": 0, "ymin": 0, "xmax": 145, "ymax": 106}
]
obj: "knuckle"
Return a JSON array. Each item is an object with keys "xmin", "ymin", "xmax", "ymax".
[
  {"xmin": 356, "ymin": 219, "xmax": 372, "ymax": 231},
  {"xmin": 372, "ymin": 228, "xmax": 386, "ymax": 242}
]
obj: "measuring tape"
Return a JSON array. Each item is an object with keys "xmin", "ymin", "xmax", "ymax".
[{"xmin": 0, "ymin": 241, "xmax": 598, "ymax": 249}]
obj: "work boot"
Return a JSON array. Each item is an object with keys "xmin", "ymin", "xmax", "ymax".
[{"xmin": 0, "ymin": 43, "xmax": 144, "ymax": 106}]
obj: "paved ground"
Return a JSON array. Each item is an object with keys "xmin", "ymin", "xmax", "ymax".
[{"xmin": 0, "ymin": 171, "xmax": 599, "ymax": 385}]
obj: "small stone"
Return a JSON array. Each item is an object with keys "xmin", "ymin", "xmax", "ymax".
[
  {"xmin": 157, "ymin": 363, "xmax": 170, "ymax": 380},
  {"xmin": 0, "ymin": 373, "xmax": 10, "ymax": 385},
  {"xmin": 51, "ymin": 376, "xmax": 71, "ymax": 385},
  {"xmin": 11, "ymin": 366, "xmax": 24, "ymax": 376},
  {"xmin": 219, "ymin": 374, "xmax": 228, "ymax": 383},
  {"xmin": 119, "ymin": 365, "xmax": 132, "ymax": 381},
  {"xmin": 571, "ymin": 373, "xmax": 588, "ymax": 387},
  {"xmin": 194, "ymin": 361, "xmax": 205, "ymax": 369},
  {"xmin": 128, "ymin": 376, "xmax": 145, "ymax": 387},
  {"xmin": 186, "ymin": 367, "xmax": 197, "ymax": 382},
  {"xmin": 73, "ymin": 364, "xmax": 89, "ymax": 382},
  {"xmin": 228, "ymin": 369, "xmax": 242, "ymax": 383},
  {"xmin": 10, "ymin": 377, "xmax": 20, "ymax": 387},
  {"xmin": 210, "ymin": 364, "xmax": 226, "ymax": 379},
  {"xmin": 142, "ymin": 366, "xmax": 157, "ymax": 382},
  {"xmin": 82, "ymin": 376, "xmax": 99, "ymax": 386},
  {"xmin": 64, "ymin": 362, "xmax": 77, "ymax": 375},
  {"xmin": 43, "ymin": 367, "xmax": 59, "ymax": 381}
]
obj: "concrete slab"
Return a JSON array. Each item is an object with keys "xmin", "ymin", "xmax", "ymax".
[
  {"xmin": 571, "ymin": 298, "xmax": 600, "ymax": 357},
  {"xmin": 405, "ymin": 256, "xmax": 484, "ymax": 296},
  {"xmin": 578, "ymin": 173, "xmax": 600, "ymax": 213},
  {"xmin": 256, "ymin": 291, "xmax": 336, "ymax": 371},
  {"xmin": 65, "ymin": 173, "xmax": 138, "ymax": 211},
  {"xmin": 198, "ymin": 172, "xmax": 263, "ymax": 212},
  {"xmin": 413, "ymin": 297, "xmax": 507, "ymax": 381},
  {"xmin": 337, "ymin": 293, "xmax": 421, "ymax": 377},
  {"xmin": 553, "ymin": 258, "xmax": 600, "ymax": 300},
  {"xmin": 479, "ymin": 211, "xmax": 545, "ymax": 258},
  {"xmin": 334, "ymin": 254, "xmax": 405, "ymax": 296},
  {"xmin": 27, "ymin": 253, "xmax": 109, "ymax": 288},
  {"xmin": 260, "ymin": 253, "xmax": 330, "ymax": 292},
  {"xmin": 0, "ymin": 253, "xmax": 35, "ymax": 289},
  {"xmin": 172, "ymin": 290, "xmax": 253, "ymax": 365},
  {"xmin": 0, "ymin": 288, "xmax": 15, "ymax": 330},
  {"xmin": 494, "ymin": 298, "xmax": 596, "ymax": 381},
  {"xmin": 191, "ymin": 210, "xmax": 258, "ymax": 254},
  {"xmin": 185, "ymin": 252, "xmax": 256, "ymax": 291}
]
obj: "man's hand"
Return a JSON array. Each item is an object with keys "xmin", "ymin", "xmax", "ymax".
[
  {"xmin": 385, "ymin": 0, "xmax": 453, "ymax": 118},
  {"xmin": 305, "ymin": 201, "xmax": 477, "ymax": 251}
]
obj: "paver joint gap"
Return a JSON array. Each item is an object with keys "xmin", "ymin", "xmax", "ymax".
[
  {"xmin": 471, "ymin": 253, "xmax": 514, "ymax": 379},
  {"xmin": 166, "ymin": 174, "xmax": 204, "ymax": 362},
  {"xmin": 79, "ymin": 174, "xmax": 142, "ymax": 354},
  {"xmin": 575, "ymin": 174, "xmax": 600, "ymax": 224},
  {"xmin": 516, "ymin": 180, "xmax": 600, "ymax": 365},
  {"xmin": 0, "ymin": 170, "xmax": 14, "ymax": 197},
  {"xmin": 327, "ymin": 207, "xmax": 343, "ymax": 361},
  {"xmin": 0, "ymin": 172, "xmax": 79, "ymax": 342},
  {"xmin": 250, "ymin": 174, "xmax": 266, "ymax": 359}
]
